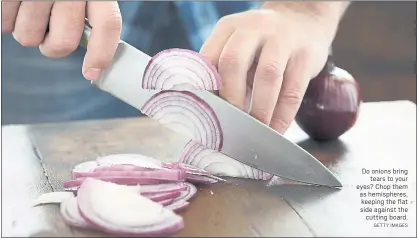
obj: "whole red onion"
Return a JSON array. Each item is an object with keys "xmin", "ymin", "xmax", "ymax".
[{"xmin": 295, "ymin": 57, "xmax": 362, "ymax": 141}]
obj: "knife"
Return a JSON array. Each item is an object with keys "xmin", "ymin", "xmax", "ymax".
[{"xmin": 79, "ymin": 23, "xmax": 342, "ymax": 188}]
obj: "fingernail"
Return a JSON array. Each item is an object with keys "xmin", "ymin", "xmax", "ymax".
[{"xmin": 84, "ymin": 68, "xmax": 102, "ymax": 80}]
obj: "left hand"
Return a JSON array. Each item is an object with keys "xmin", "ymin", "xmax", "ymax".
[{"xmin": 200, "ymin": 2, "xmax": 346, "ymax": 134}]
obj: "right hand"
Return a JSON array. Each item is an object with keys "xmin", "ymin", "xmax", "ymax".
[{"xmin": 1, "ymin": 1, "xmax": 122, "ymax": 80}]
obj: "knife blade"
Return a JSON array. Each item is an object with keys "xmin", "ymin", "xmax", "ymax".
[{"xmin": 80, "ymin": 24, "xmax": 342, "ymax": 188}]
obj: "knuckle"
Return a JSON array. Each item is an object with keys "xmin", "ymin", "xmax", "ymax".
[
  {"xmin": 279, "ymin": 89, "xmax": 303, "ymax": 106},
  {"xmin": 217, "ymin": 14, "xmax": 234, "ymax": 26},
  {"xmin": 44, "ymin": 39, "xmax": 79, "ymax": 57},
  {"xmin": 258, "ymin": 60, "xmax": 283, "ymax": 83},
  {"xmin": 218, "ymin": 51, "xmax": 241, "ymax": 72}
]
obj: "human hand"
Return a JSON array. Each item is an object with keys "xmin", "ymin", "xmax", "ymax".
[
  {"xmin": 200, "ymin": 2, "xmax": 349, "ymax": 134},
  {"xmin": 1, "ymin": 1, "xmax": 122, "ymax": 80}
]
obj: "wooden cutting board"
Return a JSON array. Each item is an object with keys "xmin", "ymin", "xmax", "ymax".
[{"xmin": 2, "ymin": 101, "xmax": 416, "ymax": 237}]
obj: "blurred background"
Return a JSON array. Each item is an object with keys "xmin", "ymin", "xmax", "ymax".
[{"xmin": 1, "ymin": 1, "xmax": 416, "ymax": 125}]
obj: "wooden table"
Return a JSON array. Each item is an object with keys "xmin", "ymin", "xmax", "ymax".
[{"xmin": 2, "ymin": 101, "xmax": 416, "ymax": 237}]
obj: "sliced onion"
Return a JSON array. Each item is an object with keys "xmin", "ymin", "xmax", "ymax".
[
  {"xmin": 185, "ymin": 174, "xmax": 220, "ymax": 184},
  {"xmin": 158, "ymin": 198, "xmax": 174, "ymax": 206},
  {"xmin": 93, "ymin": 164, "xmax": 159, "ymax": 172},
  {"xmin": 139, "ymin": 182, "xmax": 189, "ymax": 195},
  {"xmin": 144, "ymin": 191, "xmax": 182, "ymax": 202},
  {"xmin": 77, "ymin": 178, "xmax": 184, "ymax": 236},
  {"xmin": 73, "ymin": 160, "xmax": 99, "ymax": 173},
  {"xmin": 72, "ymin": 170, "xmax": 186, "ymax": 182},
  {"xmin": 141, "ymin": 91, "xmax": 223, "ymax": 150},
  {"xmin": 180, "ymin": 140, "xmax": 272, "ymax": 180},
  {"xmin": 96, "ymin": 154, "xmax": 163, "ymax": 169},
  {"xmin": 60, "ymin": 196, "xmax": 90, "ymax": 229},
  {"xmin": 174, "ymin": 182, "xmax": 197, "ymax": 202},
  {"xmin": 142, "ymin": 48, "xmax": 222, "ymax": 90},
  {"xmin": 166, "ymin": 200, "xmax": 189, "ymax": 212},
  {"xmin": 63, "ymin": 177, "xmax": 163, "ymax": 188},
  {"xmin": 32, "ymin": 192, "xmax": 74, "ymax": 206}
]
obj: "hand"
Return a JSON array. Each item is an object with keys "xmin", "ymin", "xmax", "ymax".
[
  {"xmin": 1, "ymin": 1, "xmax": 122, "ymax": 80},
  {"xmin": 200, "ymin": 2, "xmax": 348, "ymax": 134}
]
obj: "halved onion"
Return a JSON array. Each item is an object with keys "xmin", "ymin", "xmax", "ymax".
[
  {"xmin": 141, "ymin": 91, "xmax": 223, "ymax": 150},
  {"xmin": 180, "ymin": 140, "xmax": 272, "ymax": 180},
  {"xmin": 142, "ymin": 48, "xmax": 222, "ymax": 90}
]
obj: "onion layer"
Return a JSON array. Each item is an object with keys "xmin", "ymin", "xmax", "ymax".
[
  {"xmin": 64, "ymin": 153, "xmax": 225, "ymax": 190},
  {"xmin": 141, "ymin": 91, "xmax": 223, "ymax": 150},
  {"xmin": 77, "ymin": 178, "xmax": 184, "ymax": 236},
  {"xmin": 142, "ymin": 48, "xmax": 222, "ymax": 90},
  {"xmin": 180, "ymin": 140, "xmax": 272, "ymax": 180}
]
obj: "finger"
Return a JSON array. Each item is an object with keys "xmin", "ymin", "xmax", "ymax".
[
  {"xmin": 39, "ymin": 2, "xmax": 86, "ymax": 58},
  {"xmin": 12, "ymin": 2, "xmax": 53, "ymax": 47},
  {"xmin": 218, "ymin": 30, "xmax": 261, "ymax": 110},
  {"xmin": 1, "ymin": 1, "xmax": 21, "ymax": 33},
  {"xmin": 199, "ymin": 15, "xmax": 237, "ymax": 67},
  {"xmin": 270, "ymin": 56, "xmax": 310, "ymax": 134},
  {"xmin": 250, "ymin": 39, "xmax": 289, "ymax": 125},
  {"xmin": 83, "ymin": 1, "xmax": 122, "ymax": 80}
]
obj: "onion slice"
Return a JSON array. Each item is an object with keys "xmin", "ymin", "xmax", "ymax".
[
  {"xmin": 77, "ymin": 178, "xmax": 184, "ymax": 236},
  {"xmin": 73, "ymin": 161, "xmax": 99, "ymax": 173},
  {"xmin": 64, "ymin": 177, "xmax": 163, "ymax": 188},
  {"xmin": 166, "ymin": 200, "xmax": 189, "ymax": 212},
  {"xmin": 139, "ymin": 182, "xmax": 189, "ymax": 195},
  {"xmin": 96, "ymin": 154, "xmax": 163, "ymax": 169},
  {"xmin": 72, "ymin": 170, "xmax": 186, "ymax": 182},
  {"xmin": 32, "ymin": 192, "xmax": 74, "ymax": 206},
  {"xmin": 60, "ymin": 196, "xmax": 90, "ymax": 229},
  {"xmin": 142, "ymin": 48, "xmax": 222, "ymax": 90},
  {"xmin": 144, "ymin": 191, "xmax": 182, "ymax": 202},
  {"xmin": 180, "ymin": 140, "xmax": 272, "ymax": 180},
  {"xmin": 141, "ymin": 91, "xmax": 223, "ymax": 150}
]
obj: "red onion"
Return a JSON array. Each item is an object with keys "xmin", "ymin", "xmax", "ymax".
[
  {"xmin": 180, "ymin": 140, "xmax": 272, "ymax": 180},
  {"xmin": 96, "ymin": 154, "xmax": 163, "ymax": 169},
  {"xmin": 139, "ymin": 183, "xmax": 189, "ymax": 195},
  {"xmin": 142, "ymin": 48, "xmax": 222, "ymax": 90},
  {"xmin": 63, "ymin": 177, "xmax": 163, "ymax": 188},
  {"xmin": 141, "ymin": 91, "xmax": 223, "ymax": 150},
  {"xmin": 72, "ymin": 170, "xmax": 186, "ymax": 182},
  {"xmin": 60, "ymin": 196, "xmax": 90, "ymax": 229},
  {"xmin": 77, "ymin": 178, "xmax": 184, "ymax": 236},
  {"xmin": 295, "ymin": 58, "xmax": 362, "ymax": 141},
  {"xmin": 144, "ymin": 191, "xmax": 182, "ymax": 202},
  {"xmin": 166, "ymin": 200, "xmax": 190, "ymax": 212},
  {"xmin": 64, "ymin": 154, "xmax": 225, "ymax": 190}
]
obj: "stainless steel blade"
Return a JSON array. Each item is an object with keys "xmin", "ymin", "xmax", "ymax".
[{"xmin": 80, "ymin": 24, "xmax": 342, "ymax": 188}]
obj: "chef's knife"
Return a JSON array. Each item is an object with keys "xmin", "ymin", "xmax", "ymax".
[{"xmin": 79, "ymin": 23, "xmax": 342, "ymax": 188}]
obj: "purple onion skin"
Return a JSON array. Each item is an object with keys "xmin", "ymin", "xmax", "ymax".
[{"xmin": 295, "ymin": 60, "xmax": 362, "ymax": 141}]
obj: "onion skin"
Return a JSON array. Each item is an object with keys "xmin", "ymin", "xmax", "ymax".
[{"xmin": 295, "ymin": 59, "xmax": 362, "ymax": 141}]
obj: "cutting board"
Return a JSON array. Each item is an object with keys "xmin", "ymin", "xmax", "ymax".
[{"xmin": 2, "ymin": 101, "xmax": 416, "ymax": 237}]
